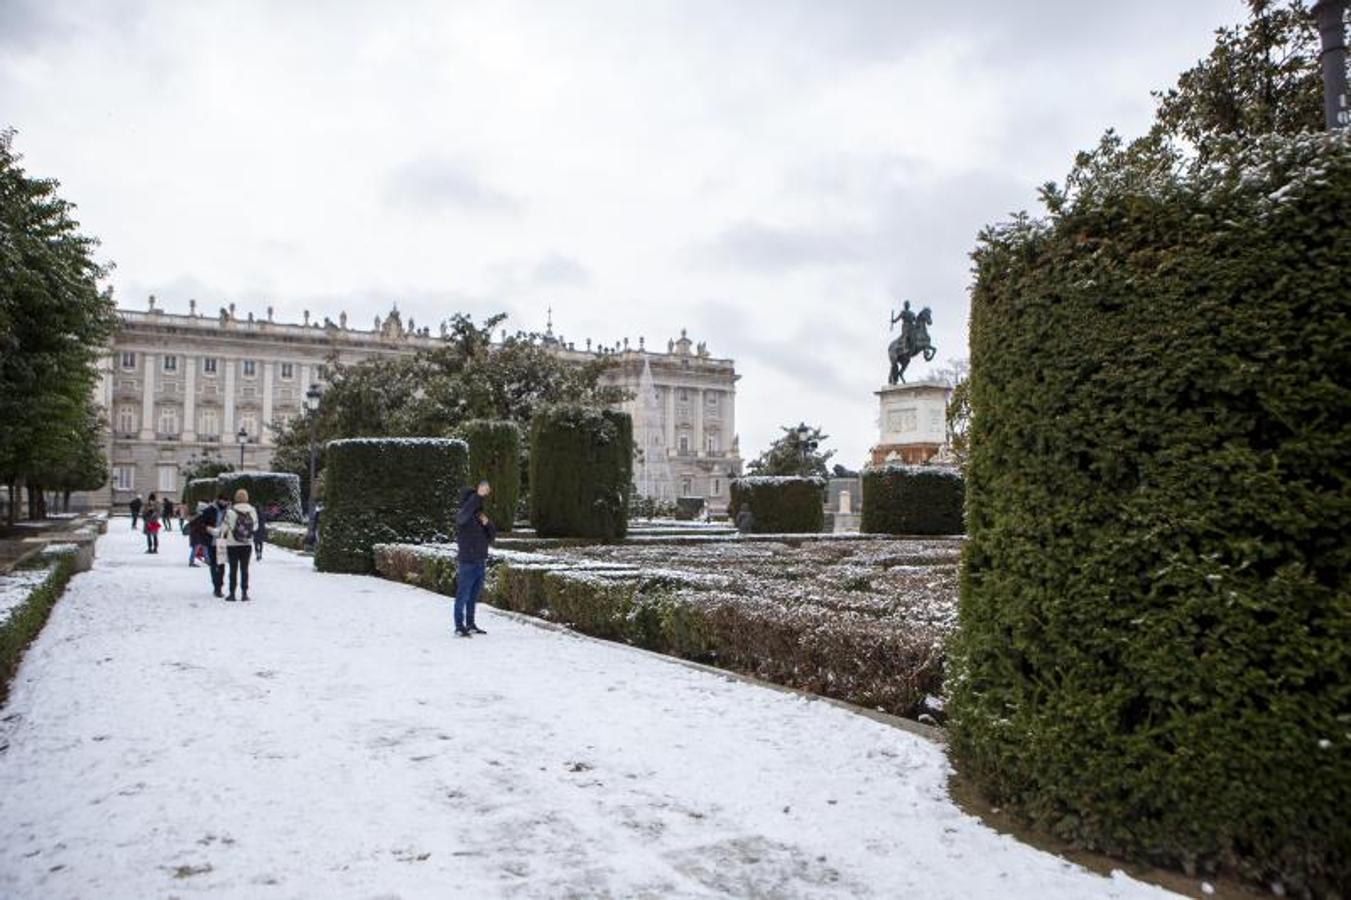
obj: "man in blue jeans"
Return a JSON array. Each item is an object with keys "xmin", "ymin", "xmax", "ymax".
[{"xmin": 454, "ymin": 480, "xmax": 496, "ymax": 638}]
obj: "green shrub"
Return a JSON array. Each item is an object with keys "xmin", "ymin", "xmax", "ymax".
[
  {"xmin": 457, "ymin": 419, "xmax": 521, "ymax": 533},
  {"xmin": 314, "ymin": 438, "xmax": 468, "ymax": 574},
  {"xmin": 184, "ymin": 478, "xmax": 218, "ymax": 509},
  {"xmin": 861, "ymin": 465, "xmax": 964, "ymax": 535},
  {"xmin": 264, "ymin": 524, "xmax": 308, "ymax": 552},
  {"xmin": 951, "ymin": 134, "xmax": 1351, "ymax": 893},
  {"xmin": 0, "ymin": 546, "xmax": 77, "ymax": 706},
  {"xmin": 216, "ymin": 471, "xmax": 303, "ymax": 523},
  {"xmin": 529, "ymin": 406, "xmax": 632, "ymax": 539},
  {"xmin": 727, "ymin": 477, "xmax": 824, "ymax": 533},
  {"xmin": 373, "ymin": 543, "xmax": 459, "ymax": 595}
]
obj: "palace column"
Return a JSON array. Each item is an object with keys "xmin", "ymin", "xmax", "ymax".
[
  {"xmin": 664, "ymin": 385, "xmax": 676, "ymax": 455},
  {"xmin": 693, "ymin": 387, "xmax": 705, "ymax": 457},
  {"xmin": 261, "ymin": 361, "xmax": 275, "ymax": 445},
  {"xmin": 223, "ymin": 358, "xmax": 236, "ymax": 436},
  {"xmin": 139, "ymin": 353, "xmax": 156, "ymax": 440},
  {"xmin": 182, "ymin": 355, "xmax": 197, "ymax": 442}
]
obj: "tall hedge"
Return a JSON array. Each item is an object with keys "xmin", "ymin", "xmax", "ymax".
[
  {"xmin": 861, "ymin": 465, "xmax": 963, "ymax": 535},
  {"xmin": 529, "ymin": 406, "xmax": 632, "ymax": 539},
  {"xmin": 216, "ymin": 472, "xmax": 303, "ymax": 523},
  {"xmin": 314, "ymin": 438, "xmax": 468, "ymax": 574},
  {"xmin": 951, "ymin": 134, "xmax": 1351, "ymax": 894},
  {"xmin": 727, "ymin": 477, "xmax": 824, "ymax": 533},
  {"xmin": 458, "ymin": 419, "xmax": 521, "ymax": 533},
  {"xmin": 184, "ymin": 478, "xmax": 218, "ymax": 509}
]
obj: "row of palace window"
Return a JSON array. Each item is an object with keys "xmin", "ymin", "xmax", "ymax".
[
  {"xmin": 120, "ymin": 352, "xmax": 296, "ymax": 381},
  {"xmin": 673, "ymin": 387, "xmax": 720, "ymax": 407},
  {"xmin": 113, "ymin": 406, "xmax": 292, "ymax": 439}
]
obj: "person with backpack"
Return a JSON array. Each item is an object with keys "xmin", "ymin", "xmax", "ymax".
[
  {"xmin": 129, "ymin": 494, "xmax": 143, "ymax": 529},
  {"xmin": 216, "ymin": 488, "xmax": 258, "ymax": 602},
  {"xmin": 143, "ymin": 492, "xmax": 161, "ymax": 553},
  {"xmin": 453, "ymin": 480, "xmax": 496, "ymax": 637}
]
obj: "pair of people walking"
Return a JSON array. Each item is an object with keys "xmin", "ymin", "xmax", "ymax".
[
  {"xmin": 187, "ymin": 490, "xmax": 259, "ymax": 601},
  {"xmin": 453, "ymin": 480, "xmax": 497, "ymax": 638}
]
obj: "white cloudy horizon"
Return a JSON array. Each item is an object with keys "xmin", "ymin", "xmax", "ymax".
[{"xmin": 2, "ymin": 0, "xmax": 1240, "ymax": 464}]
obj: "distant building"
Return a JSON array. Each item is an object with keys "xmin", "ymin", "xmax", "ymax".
[{"xmin": 90, "ymin": 297, "xmax": 742, "ymax": 513}]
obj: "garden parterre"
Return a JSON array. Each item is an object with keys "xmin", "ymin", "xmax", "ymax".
[{"xmin": 375, "ymin": 535, "xmax": 960, "ymax": 719}]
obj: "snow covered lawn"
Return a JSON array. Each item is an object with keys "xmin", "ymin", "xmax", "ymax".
[{"xmin": 0, "ymin": 526, "xmax": 1176, "ymax": 898}]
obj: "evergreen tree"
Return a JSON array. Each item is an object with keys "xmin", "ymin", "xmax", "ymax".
[
  {"xmin": 0, "ymin": 130, "xmax": 116, "ymax": 522},
  {"xmin": 746, "ymin": 424, "xmax": 834, "ymax": 478}
]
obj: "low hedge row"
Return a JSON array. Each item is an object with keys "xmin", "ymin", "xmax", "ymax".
[
  {"xmin": 216, "ymin": 472, "xmax": 303, "ymax": 523},
  {"xmin": 529, "ymin": 406, "xmax": 632, "ymax": 539},
  {"xmin": 458, "ymin": 419, "xmax": 521, "ymax": 533},
  {"xmin": 0, "ymin": 546, "xmax": 79, "ymax": 707},
  {"xmin": 727, "ymin": 477, "xmax": 824, "ymax": 533},
  {"xmin": 264, "ymin": 524, "xmax": 309, "ymax": 552},
  {"xmin": 861, "ymin": 465, "xmax": 964, "ymax": 535},
  {"xmin": 315, "ymin": 438, "xmax": 468, "ymax": 574},
  {"xmin": 369, "ymin": 542, "xmax": 945, "ymax": 718}
]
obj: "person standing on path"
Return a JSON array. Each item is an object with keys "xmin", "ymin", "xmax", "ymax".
[
  {"xmin": 216, "ymin": 488, "xmax": 258, "ymax": 602},
  {"xmin": 253, "ymin": 503, "xmax": 270, "ymax": 561},
  {"xmin": 201, "ymin": 494, "xmax": 229, "ymax": 597},
  {"xmin": 129, "ymin": 494, "xmax": 143, "ymax": 529},
  {"xmin": 142, "ymin": 492, "xmax": 161, "ymax": 554},
  {"xmin": 161, "ymin": 497, "xmax": 174, "ymax": 536},
  {"xmin": 453, "ymin": 480, "xmax": 496, "ymax": 638}
]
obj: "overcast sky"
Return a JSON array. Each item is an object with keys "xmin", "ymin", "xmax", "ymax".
[{"xmin": 3, "ymin": 0, "xmax": 1241, "ymax": 465}]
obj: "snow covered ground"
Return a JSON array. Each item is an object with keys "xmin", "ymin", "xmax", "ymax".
[{"xmin": 0, "ymin": 526, "xmax": 1178, "ymax": 898}]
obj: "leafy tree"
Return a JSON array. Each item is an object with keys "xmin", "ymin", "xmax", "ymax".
[
  {"xmin": 0, "ymin": 130, "xmax": 116, "ymax": 522},
  {"xmin": 267, "ymin": 314, "xmax": 627, "ymax": 502},
  {"xmin": 179, "ymin": 450, "xmax": 233, "ymax": 487},
  {"xmin": 746, "ymin": 424, "xmax": 835, "ymax": 479}
]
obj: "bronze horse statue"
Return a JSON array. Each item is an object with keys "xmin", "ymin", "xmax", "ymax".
[{"xmin": 888, "ymin": 305, "xmax": 936, "ymax": 384}]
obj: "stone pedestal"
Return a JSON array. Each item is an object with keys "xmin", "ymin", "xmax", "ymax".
[{"xmin": 870, "ymin": 381, "xmax": 950, "ymax": 466}]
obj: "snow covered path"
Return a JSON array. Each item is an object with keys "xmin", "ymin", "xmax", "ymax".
[{"xmin": 0, "ymin": 526, "xmax": 1176, "ymax": 899}]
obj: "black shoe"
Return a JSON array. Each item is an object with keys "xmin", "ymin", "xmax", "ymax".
[
  {"xmin": 214, "ymin": 589, "xmax": 224, "ymax": 598},
  {"xmin": 241, "ymin": 593, "xmax": 251, "ymax": 602},
  {"xmin": 455, "ymin": 628, "xmax": 472, "ymax": 638},
  {"xmin": 225, "ymin": 594, "xmax": 237, "ymax": 602},
  {"xmin": 468, "ymin": 626, "xmax": 487, "ymax": 635}
]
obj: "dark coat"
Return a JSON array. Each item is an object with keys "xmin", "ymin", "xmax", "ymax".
[
  {"xmin": 129, "ymin": 497, "xmax": 143, "ymax": 513},
  {"xmin": 455, "ymin": 488, "xmax": 497, "ymax": 563}
]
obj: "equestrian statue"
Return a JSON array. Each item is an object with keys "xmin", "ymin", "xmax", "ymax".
[{"xmin": 887, "ymin": 300, "xmax": 936, "ymax": 384}]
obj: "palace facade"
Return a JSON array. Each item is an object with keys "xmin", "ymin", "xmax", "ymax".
[{"xmin": 92, "ymin": 297, "xmax": 742, "ymax": 513}]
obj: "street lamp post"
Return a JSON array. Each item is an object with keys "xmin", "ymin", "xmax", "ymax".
[
  {"xmin": 236, "ymin": 426, "xmax": 248, "ymax": 469},
  {"xmin": 304, "ymin": 383, "xmax": 323, "ymax": 527},
  {"xmin": 1312, "ymin": 0, "xmax": 1350, "ymax": 130}
]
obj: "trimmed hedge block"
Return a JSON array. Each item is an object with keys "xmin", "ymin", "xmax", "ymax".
[
  {"xmin": 727, "ymin": 476, "xmax": 824, "ymax": 533},
  {"xmin": 314, "ymin": 438, "xmax": 468, "ymax": 574},
  {"xmin": 861, "ymin": 465, "xmax": 964, "ymax": 535},
  {"xmin": 529, "ymin": 406, "xmax": 632, "ymax": 539},
  {"xmin": 950, "ymin": 134, "xmax": 1351, "ymax": 894},
  {"xmin": 216, "ymin": 472, "xmax": 303, "ymax": 523},
  {"xmin": 184, "ymin": 478, "xmax": 218, "ymax": 509},
  {"xmin": 458, "ymin": 419, "xmax": 521, "ymax": 533}
]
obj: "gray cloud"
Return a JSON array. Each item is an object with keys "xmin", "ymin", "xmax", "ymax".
[
  {"xmin": 697, "ymin": 221, "xmax": 872, "ymax": 272},
  {"xmin": 531, "ymin": 254, "xmax": 590, "ymax": 287},
  {"xmin": 384, "ymin": 157, "xmax": 521, "ymax": 215}
]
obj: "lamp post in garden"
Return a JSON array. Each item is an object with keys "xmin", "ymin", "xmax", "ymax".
[
  {"xmin": 795, "ymin": 423, "xmax": 818, "ymax": 475},
  {"xmin": 236, "ymin": 426, "xmax": 248, "ymax": 469},
  {"xmin": 305, "ymin": 383, "xmax": 323, "ymax": 522},
  {"xmin": 1312, "ymin": 0, "xmax": 1350, "ymax": 129}
]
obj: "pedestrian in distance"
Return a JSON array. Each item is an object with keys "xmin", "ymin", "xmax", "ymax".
[
  {"xmin": 161, "ymin": 496, "xmax": 174, "ymax": 535},
  {"xmin": 129, "ymin": 493, "xmax": 143, "ymax": 529},
  {"xmin": 200, "ymin": 494, "xmax": 230, "ymax": 597},
  {"xmin": 216, "ymin": 488, "xmax": 258, "ymax": 602},
  {"xmin": 187, "ymin": 502, "xmax": 209, "ymax": 567},
  {"xmin": 453, "ymin": 480, "xmax": 496, "ymax": 637},
  {"xmin": 253, "ymin": 503, "xmax": 270, "ymax": 561},
  {"xmin": 143, "ymin": 492, "xmax": 161, "ymax": 554}
]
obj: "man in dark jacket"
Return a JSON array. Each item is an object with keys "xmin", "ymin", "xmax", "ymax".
[
  {"xmin": 191, "ymin": 496, "xmax": 228, "ymax": 597},
  {"xmin": 129, "ymin": 494, "xmax": 143, "ymax": 529},
  {"xmin": 453, "ymin": 481, "xmax": 496, "ymax": 637}
]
